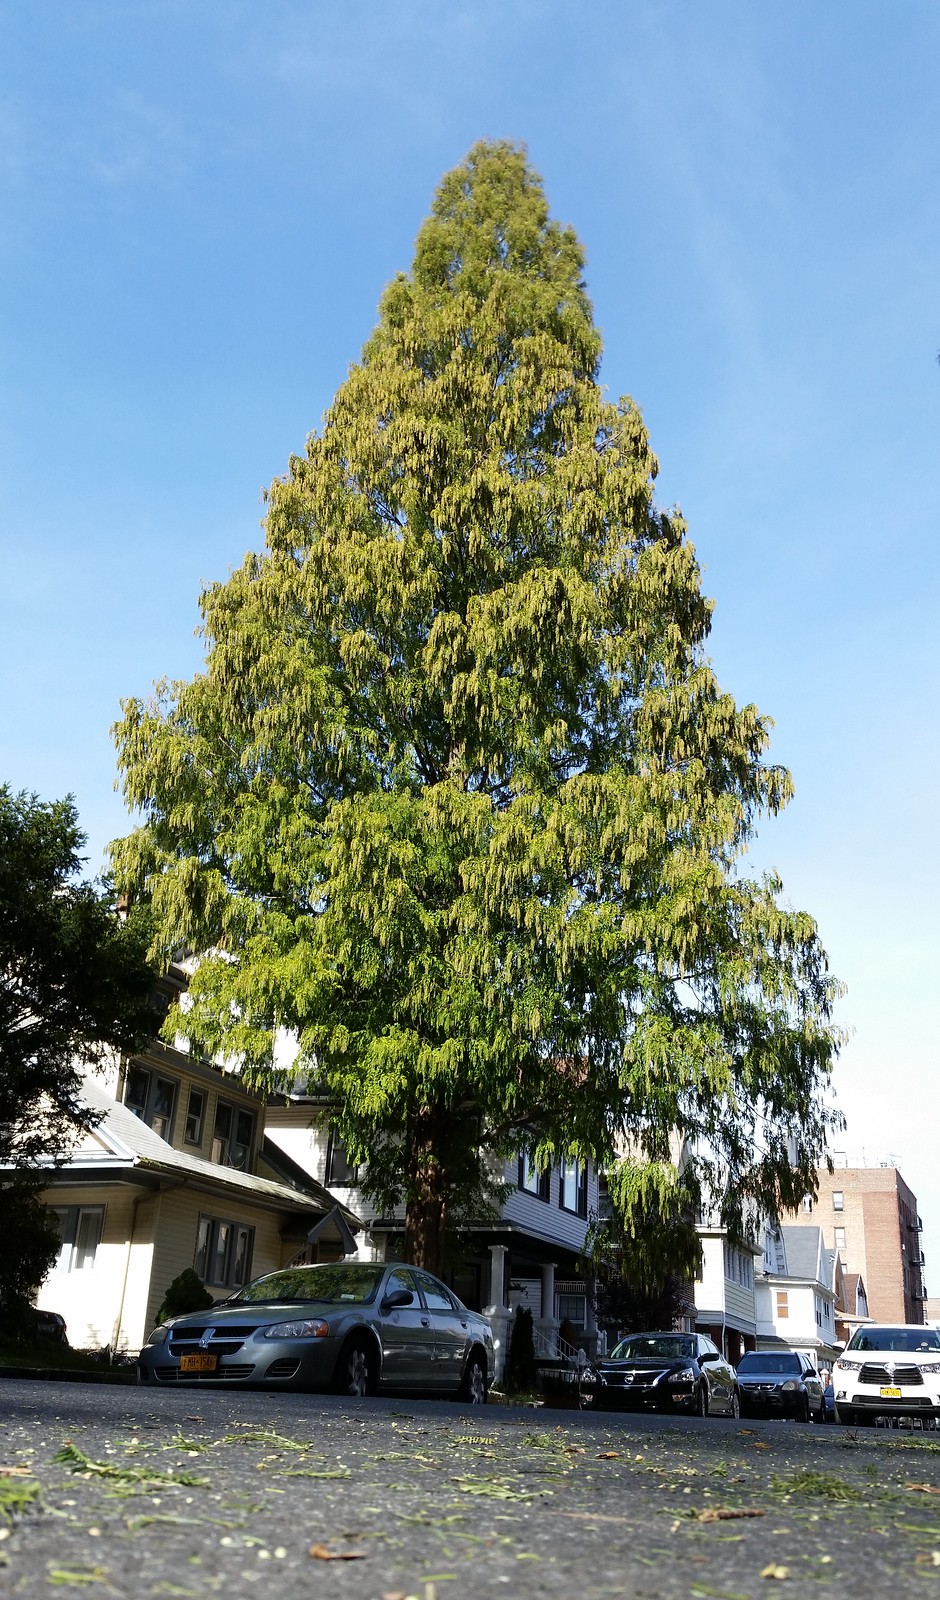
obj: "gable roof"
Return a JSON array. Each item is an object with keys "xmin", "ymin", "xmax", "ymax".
[
  {"xmin": 779, "ymin": 1225, "xmax": 828, "ymax": 1285},
  {"xmin": 30, "ymin": 1079, "xmax": 360, "ymax": 1226},
  {"xmin": 841, "ymin": 1271, "xmax": 869, "ymax": 1317}
]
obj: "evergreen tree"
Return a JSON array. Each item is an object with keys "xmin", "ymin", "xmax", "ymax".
[
  {"xmin": 113, "ymin": 141, "xmax": 839, "ymax": 1274},
  {"xmin": 506, "ymin": 1305, "xmax": 537, "ymax": 1393}
]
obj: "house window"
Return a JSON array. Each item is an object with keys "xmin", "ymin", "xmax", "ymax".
[
  {"xmin": 123, "ymin": 1065, "xmax": 178, "ymax": 1140},
  {"xmin": 194, "ymin": 1215, "xmax": 254, "ymax": 1288},
  {"xmin": 211, "ymin": 1101, "xmax": 255, "ymax": 1170},
  {"xmin": 518, "ymin": 1153, "xmax": 551, "ymax": 1202},
  {"xmin": 801, "ymin": 1195, "xmax": 813, "ymax": 1213},
  {"xmin": 184, "ymin": 1088, "xmax": 206, "ymax": 1146},
  {"xmin": 559, "ymin": 1159, "xmax": 588, "ymax": 1217},
  {"xmin": 326, "ymin": 1129, "xmax": 359, "ymax": 1186},
  {"xmin": 832, "ymin": 1190, "xmax": 844, "ymax": 1212},
  {"xmin": 834, "ymin": 1226, "xmax": 846, "ymax": 1249},
  {"xmin": 776, "ymin": 1290, "xmax": 789, "ymax": 1319},
  {"xmin": 49, "ymin": 1206, "xmax": 104, "ymax": 1272},
  {"xmin": 557, "ymin": 1293, "xmax": 587, "ymax": 1330},
  {"xmin": 723, "ymin": 1246, "xmax": 752, "ymax": 1288}
]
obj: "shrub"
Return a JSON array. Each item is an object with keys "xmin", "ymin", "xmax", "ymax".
[
  {"xmin": 156, "ymin": 1268, "xmax": 213, "ymax": 1325},
  {"xmin": 506, "ymin": 1305, "xmax": 537, "ymax": 1393}
]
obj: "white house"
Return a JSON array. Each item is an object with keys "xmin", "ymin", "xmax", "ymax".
[{"xmin": 754, "ymin": 1225, "xmax": 841, "ymax": 1366}]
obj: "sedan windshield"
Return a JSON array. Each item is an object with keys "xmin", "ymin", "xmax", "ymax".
[
  {"xmin": 230, "ymin": 1265, "xmax": 384, "ymax": 1305},
  {"xmin": 847, "ymin": 1327, "xmax": 940, "ymax": 1354},
  {"xmin": 610, "ymin": 1335, "xmax": 695, "ymax": 1361},
  {"xmin": 737, "ymin": 1353, "xmax": 802, "ymax": 1375}
]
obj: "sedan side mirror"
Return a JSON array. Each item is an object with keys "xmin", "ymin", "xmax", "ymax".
[
  {"xmin": 699, "ymin": 1350, "xmax": 720, "ymax": 1363},
  {"xmin": 382, "ymin": 1288, "xmax": 415, "ymax": 1310}
]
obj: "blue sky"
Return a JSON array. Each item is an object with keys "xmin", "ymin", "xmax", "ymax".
[{"xmin": 3, "ymin": 3, "xmax": 939, "ymax": 1273}]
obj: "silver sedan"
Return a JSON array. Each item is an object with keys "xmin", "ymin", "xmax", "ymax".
[{"xmin": 138, "ymin": 1261, "xmax": 494, "ymax": 1402}]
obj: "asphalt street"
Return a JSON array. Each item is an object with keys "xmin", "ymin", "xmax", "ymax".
[{"xmin": 2, "ymin": 1377, "xmax": 940, "ymax": 1599}]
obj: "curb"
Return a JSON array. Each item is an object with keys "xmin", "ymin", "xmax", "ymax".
[{"xmin": 0, "ymin": 1364, "xmax": 137, "ymax": 1385}]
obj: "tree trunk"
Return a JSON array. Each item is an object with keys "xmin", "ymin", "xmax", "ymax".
[{"xmin": 404, "ymin": 1117, "xmax": 449, "ymax": 1276}]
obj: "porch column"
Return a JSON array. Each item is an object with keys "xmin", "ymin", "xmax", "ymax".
[
  {"xmin": 485, "ymin": 1244, "xmax": 511, "ymax": 1385},
  {"xmin": 488, "ymin": 1243, "xmax": 508, "ymax": 1310},
  {"xmin": 540, "ymin": 1261, "xmax": 556, "ymax": 1321}
]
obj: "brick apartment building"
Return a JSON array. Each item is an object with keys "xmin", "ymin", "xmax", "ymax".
[{"xmin": 787, "ymin": 1162, "xmax": 926, "ymax": 1326}]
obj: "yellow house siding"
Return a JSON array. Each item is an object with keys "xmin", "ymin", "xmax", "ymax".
[
  {"xmin": 36, "ymin": 1185, "xmax": 153, "ymax": 1352},
  {"xmin": 36, "ymin": 1179, "xmax": 299, "ymax": 1353},
  {"xmin": 115, "ymin": 1048, "xmax": 263, "ymax": 1169},
  {"xmin": 143, "ymin": 1188, "xmax": 289, "ymax": 1337}
]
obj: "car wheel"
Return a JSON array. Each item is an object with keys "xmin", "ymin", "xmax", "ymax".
[
  {"xmin": 458, "ymin": 1350, "xmax": 488, "ymax": 1405},
  {"xmin": 697, "ymin": 1382, "xmax": 709, "ymax": 1418},
  {"xmin": 798, "ymin": 1393, "xmax": 811, "ymax": 1424},
  {"xmin": 727, "ymin": 1387, "xmax": 741, "ymax": 1420},
  {"xmin": 834, "ymin": 1405, "xmax": 854, "ymax": 1427},
  {"xmin": 333, "ymin": 1334, "xmax": 377, "ymax": 1398}
]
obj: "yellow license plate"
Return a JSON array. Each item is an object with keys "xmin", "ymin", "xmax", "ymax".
[
  {"xmin": 879, "ymin": 1386, "xmax": 901, "ymax": 1399},
  {"xmin": 180, "ymin": 1353, "xmax": 218, "ymax": 1373}
]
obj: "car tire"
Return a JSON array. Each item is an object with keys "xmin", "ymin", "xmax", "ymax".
[
  {"xmin": 798, "ymin": 1394, "xmax": 811, "ymax": 1424},
  {"xmin": 727, "ymin": 1387, "xmax": 741, "ymax": 1420},
  {"xmin": 834, "ymin": 1405, "xmax": 854, "ymax": 1427},
  {"xmin": 333, "ymin": 1334, "xmax": 378, "ymax": 1398},
  {"xmin": 696, "ymin": 1382, "xmax": 709, "ymax": 1418},
  {"xmin": 458, "ymin": 1350, "xmax": 488, "ymax": 1405}
]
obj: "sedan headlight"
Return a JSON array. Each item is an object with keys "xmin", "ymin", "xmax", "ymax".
[
  {"xmin": 780, "ymin": 1379, "xmax": 799, "ymax": 1391},
  {"xmin": 262, "ymin": 1319, "xmax": 330, "ymax": 1340},
  {"xmin": 668, "ymin": 1367, "xmax": 697, "ymax": 1383},
  {"xmin": 146, "ymin": 1324, "xmax": 172, "ymax": 1346}
]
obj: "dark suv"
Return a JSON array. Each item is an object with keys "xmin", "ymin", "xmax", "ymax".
[{"xmin": 736, "ymin": 1349, "xmax": 824, "ymax": 1422}]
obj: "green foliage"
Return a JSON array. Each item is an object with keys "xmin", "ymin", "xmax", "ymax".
[
  {"xmin": 0, "ymin": 786, "xmax": 159, "ymax": 1170},
  {"xmin": 587, "ymin": 1157, "xmax": 702, "ymax": 1336},
  {"xmin": 0, "ymin": 784, "xmax": 158, "ymax": 1309},
  {"xmin": 506, "ymin": 1305, "xmax": 537, "ymax": 1392},
  {"xmin": 112, "ymin": 140, "xmax": 840, "ymax": 1272},
  {"xmin": 156, "ymin": 1267, "xmax": 214, "ymax": 1325},
  {"xmin": 0, "ymin": 1175, "xmax": 62, "ymax": 1330}
]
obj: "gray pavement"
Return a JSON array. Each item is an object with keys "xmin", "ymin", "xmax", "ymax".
[{"xmin": 2, "ymin": 1378, "xmax": 940, "ymax": 1598}]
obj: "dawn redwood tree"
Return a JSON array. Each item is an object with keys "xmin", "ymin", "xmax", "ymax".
[
  {"xmin": 112, "ymin": 141, "xmax": 840, "ymax": 1275},
  {"xmin": 0, "ymin": 785, "xmax": 157, "ymax": 1309}
]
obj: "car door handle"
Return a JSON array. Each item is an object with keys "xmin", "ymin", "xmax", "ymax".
[{"xmin": 421, "ymin": 1317, "xmax": 430, "ymax": 1327}]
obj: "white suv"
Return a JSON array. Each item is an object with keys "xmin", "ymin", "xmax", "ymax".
[{"xmin": 833, "ymin": 1325, "xmax": 940, "ymax": 1426}]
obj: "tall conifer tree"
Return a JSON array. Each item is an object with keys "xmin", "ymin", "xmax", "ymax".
[{"xmin": 113, "ymin": 142, "xmax": 839, "ymax": 1273}]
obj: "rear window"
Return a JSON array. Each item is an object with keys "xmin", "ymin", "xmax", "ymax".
[
  {"xmin": 846, "ymin": 1327, "xmax": 940, "ymax": 1354},
  {"xmin": 737, "ymin": 1353, "xmax": 802, "ymax": 1374}
]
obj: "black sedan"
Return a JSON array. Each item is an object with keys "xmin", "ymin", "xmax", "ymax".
[
  {"xmin": 735, "ymin": 1350, "xmax": 825, "ymax": 1422},
  {"xmin": 590, "ymin": 1332, "xmax": 740, "ymax": 1416},
  {"xmin": 138, "ymin": 1261, "xmax": 494, "ymax": 1402}
]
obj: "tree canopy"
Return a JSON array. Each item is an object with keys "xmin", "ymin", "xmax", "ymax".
[
  {"xmin": 0, "ymin": 784, "xmax": 158, "ymax": 1309},
  {"xmin": 113, "ymin": 140, "xmax": 840, "ymax": 1274}
]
